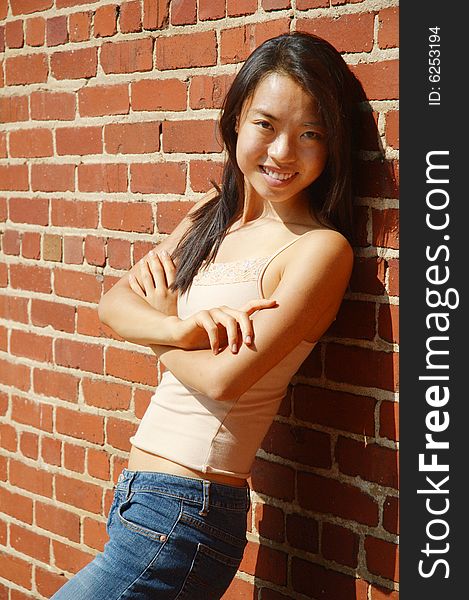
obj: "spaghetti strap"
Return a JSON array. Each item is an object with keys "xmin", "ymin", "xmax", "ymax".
[{"xmin": 256, "ymin": 230, "xmax": 317, "ymax": 299}]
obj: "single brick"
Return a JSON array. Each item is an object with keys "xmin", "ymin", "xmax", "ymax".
[
  {"xmin": 227, "ymin": 0, "xmax": 257, "ymax": 17},
  {"xmin": 25, "ymin": 16, "xmax": 46, "ymax": 46},
  {"xmin": 94, "ymin": 4, "xmax": 118, "ymax": 37},
  {"xmin": 130, "ymin": 162, "xmax": 187, "ymax": 195},
  {"xmin": 0, "ymin": 165, "xmax": 29, "ymax": 191},
  {"xmin": 385, "ymin": 110, "xmax": 399, "ymax": 149},
  {"xmin": 31, "ymin": 90, "xmax": 75, "ymax": 120},
  {"xmin": 262, "ymin": 0, "xmax": 291, "ymax": 10},
  {"xmin": 162, "ymin": 120, "xmax": 222, "ymax": 153},
  {"xmin": 189, "ymin": 74, "xmax": 235, "ymax": 110},
  {"xmin": 156, "ymin": 30, "xmax": 216, "ymax": 69},
  {"xmin": 79, "ymin": 84, "xmax": 130, "ymax": 117},
  {"xmin": 131, "ymin": 78, "xmax": 187, "ymax": 111},
  {"xmin": 68, "ymin": 11, "xmax": 91, "ymax": 42},
  {"xmin": 298, "ymin": 13, "xmax": 374, "ymax": 53},
  {"xmin": 5, "ymin": 19, "xmax": 24, "ymax": 49},
  {"xmin": 189, "ymin": 160, "xmax": 223, "ymax": 193},
  {"xmin": 101, "ymin": 38, "xmax": 153, "ymax": 73},
  {"xmin": 336, "ymin": 436, "xmax": 398, "ymax": 487},
  {"xmin": 104, "ymin": 122, "xmax": 160, "ymax": 154},
  {"xmin": 31, "ymin": 163, "xmax": 75, "ymax": 192},
  {"xmin": 0, "ymin": 95, "xmax": 28, "ymax": 123},
  {"xmin": 102, "ymin": 200, "xmax": 153, "ymax": 233},
  {"xmin": 365, "ymin": 536, "xmax": 399, "ymax": 582},
  {"xmin": 120, "ymin": 1, "xmax": 142, "ymax": 33},
  {"xmin": 46, "ymin": 15, "xmax": 68, "ymax": 46},
  {"xmin": 322, "ymin": 522, "xmax": 359, "ymax": 568},
  {"xmin": 143, "ymin": 0, "xmax": 170, "ymax": 30},
  {"xmin": 378, "ymin": 6, "xmax": 399, "ymax": 49},
  {"xmin": 350, "ymin": 60, "xmax": 399, "ymax": 101},
  {"xmin": 77, "ymin": 163, "xmax": 128, "ymax": 193},
  {"xmin": 56, "ymin": 126, "xmax": 103, "ymax": 155},
  {"xmin": 9, "ymin": 128, "xmax": 53, "ymax": 158},
  {"xmin": 379, "ymin": 400, "xmax": 399, "ymax": 442},
  {"xmin": 10, "ymin": 0, "xmax": 53, "ymax": 15},
  {"xmin": 51, "ymin": 199, "xmax": 98, "ymax": 228},
  {"xmin": 171, "ymin": 0, "xmax": 196, "ymax": 25},
  {"xmin": 50, "ymin": 46, "xmax": 97, "ymax": 80},
  {"xmin": 198, "ymin": 0, "xmax": 225, "ymax": 20},
  {"xmin": 5, "ymin": 53, "xmax": 48, "ymax": 84}
]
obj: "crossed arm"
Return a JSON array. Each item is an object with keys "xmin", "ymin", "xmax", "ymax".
[{"xmin": 146, "ymin": 230, "xmax": 353, "ymax": 401}]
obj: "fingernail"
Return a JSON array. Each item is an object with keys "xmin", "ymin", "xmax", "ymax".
[
  {"xmin": 150, "ymin": 249, "xmax": 156, "ymax": 256},
  {"xmin": 231, "ymin": 343, "xmax": 237, "ymax": 353},
  {"xmin": 162, "ymin": 249, "xmax": 169, "ymax": 258},
  {"xmin": 213, "ymin": 347, "xmax": 218, "ymax": 355},
  {"xmin": 245, "ymin": 335, "xmax": 251, "ymax": 344}
]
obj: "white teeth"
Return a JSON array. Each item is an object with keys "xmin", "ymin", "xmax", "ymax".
[{"xmin": 262, "ymin": 167, "xmax": 295, "ymax": 181}]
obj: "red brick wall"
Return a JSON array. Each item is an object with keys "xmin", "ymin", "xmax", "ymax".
[{"xmin": 0, "ymin": 1, "xmax": 399, "ymax": 598}]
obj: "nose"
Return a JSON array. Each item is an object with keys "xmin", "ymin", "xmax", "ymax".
[{"xmin": 268, "ymin": 133, "xmax": 296, "ymax": 163}]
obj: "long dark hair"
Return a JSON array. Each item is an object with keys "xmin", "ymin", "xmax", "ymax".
[{"xmin": 171, "ymin": 31, "xmax": 361, "ymax": 295}]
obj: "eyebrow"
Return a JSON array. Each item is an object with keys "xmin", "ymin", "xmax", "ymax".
[{"xmin": 248, "ymin": 109, "xmax": 324, "ymax": 128}]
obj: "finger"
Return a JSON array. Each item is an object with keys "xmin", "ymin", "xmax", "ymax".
[
  {"xmin": 234, "ymin": 311, "xmax": 253, "ymax": 346},
  {"xmin": 242, "ymin": 298, "xmax": 278, "ymax": 315},
  {"xmin": 128, "ymin": 274, "xmax": 145, "ymax": 298},
  {"xmin": 158, "ymin": 249, "xmax": 177, "ymax": 288},
  {"xmin": 210, "ymin": 309, "xmax": 239, "ymax": 354},
  {"xmin": 215, "ymin": 307, "xmax": 253, "ymax": 347},
  {"xmin": 197, "ymin": 312, "xmax": 220, "ymax": 355},
  {"xmin": 140, "ymin": 259, "xmax": 156, "ymax": 295},
  {"xmin": 147, "ymin": 252, "xmax": 167, "ymax": 290},
  {"xmin": 131, "ymin": 267, "xmax": 148, "ymax": 295}
]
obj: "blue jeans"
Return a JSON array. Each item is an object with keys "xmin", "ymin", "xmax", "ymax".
[{"xmin": 51, "ymin": 469, "xmax": 251, "ymax": 599}]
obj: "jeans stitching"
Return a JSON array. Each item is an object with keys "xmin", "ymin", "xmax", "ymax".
[
  {"xmin": 173, "ymin": 542, "xmax": 242, "ymax": 600},
  {"xmin": 116, "ymin": 500, "xmax": 185, "ymax": 600},
  {"xmin": 117, "ymin": 493, "xmax": 179, "ymax": 542},
  {"xmin": 179, "ymin": 511, "xmax": 247, "ymax": 548},
  {"xmin": 115, "ymin": 486, "xmax": 248, "ymax": 511}
]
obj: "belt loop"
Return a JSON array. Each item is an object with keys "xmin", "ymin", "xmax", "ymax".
[
  {"xmin": 125, "ymin": 471, "xmax": 136, "ymax": 500},
  {"xmin": 198, "ymin": 480, "xmax": 211, "ymax": 516}
]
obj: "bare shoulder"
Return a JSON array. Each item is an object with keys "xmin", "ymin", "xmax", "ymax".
[
  {"xmin": 276, "ymin": 228, "xmax": 353, "ymax": 342},
  {"xmin": 291, "ymin": 227, "xmax": 354, "ymax": 271}
]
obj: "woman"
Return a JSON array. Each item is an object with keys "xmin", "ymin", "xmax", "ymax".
[{"xmin": 52, "ymin": 32, "xmax": 358, "ymax": 599}]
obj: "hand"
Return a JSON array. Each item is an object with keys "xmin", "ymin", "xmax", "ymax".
[
  {"xmin": 128, "ymin": 249, "xmax": 178, "ymax": 316},
  {"xmin": 175, "ymin": 298, "xmax": 278, "ymax": 355}
]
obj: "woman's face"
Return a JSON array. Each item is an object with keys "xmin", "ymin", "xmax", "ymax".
[{"xmin": 235, "ymin": 72, "xmax": 328, "ymax": 210}]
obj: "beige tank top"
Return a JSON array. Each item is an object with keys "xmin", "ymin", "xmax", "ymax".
[{"xmin": 130, "ymin": 233, "xmax": 317, "ymax": 479}]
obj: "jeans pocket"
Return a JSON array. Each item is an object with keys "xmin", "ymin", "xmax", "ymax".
[
  {"xmin": 179, "ymin": 509, "xmax": 247, "ymax": 549},
  {"xmin": 117, "ymin": 491, "xmax": 182, "ymax": 542},
  {"xmin": 175, "ymin": 542, "xmax": 243, "ymax": 600}
]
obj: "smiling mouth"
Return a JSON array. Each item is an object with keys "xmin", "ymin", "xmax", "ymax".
[{"xmin": 260, "ymin": 166, "xmax": 297, "ymax": 181}]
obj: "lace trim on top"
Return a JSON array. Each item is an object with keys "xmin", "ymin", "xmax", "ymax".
[{"xmin": 193, "ymin": 256, "xmax": 269, "ymax": 286}]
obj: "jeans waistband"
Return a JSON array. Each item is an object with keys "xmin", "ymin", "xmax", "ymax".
[{"xmin": 116, "ymin": 469, "xmax": 251, "ymax": 513}]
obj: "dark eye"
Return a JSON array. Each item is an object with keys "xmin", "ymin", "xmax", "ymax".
[
  {"xmin": 303, "ymin": 131, "xmax": 322, "ymax": 140},
  {"xmin": 256, "ymin": 120, "xmax": 272, "ymax": 130}
]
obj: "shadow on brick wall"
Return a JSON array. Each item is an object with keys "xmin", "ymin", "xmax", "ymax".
[{"xmin": 249, "ymin": 72, "xmax": 399, "ymax": 599}]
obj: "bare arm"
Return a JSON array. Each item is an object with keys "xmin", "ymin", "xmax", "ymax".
[
  {"xmin": 151, "ymin": 230, "xmax": 354, "ymax": 400},
  {"xmin": 97, "ymin": 188, "xmax": 218, "ymax": 347}
]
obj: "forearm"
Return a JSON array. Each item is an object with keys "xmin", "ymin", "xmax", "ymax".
[
  {"xmin": 99, "ymin": 287, "xmax": 180, "ymax": 347},
  {"xmin": 150, "ymin": 344, "xmax": 226, "ymax": 400}
]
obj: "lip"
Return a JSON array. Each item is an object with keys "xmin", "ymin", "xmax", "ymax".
[{"xmin": 259, "ymin": 165, "xmax": 298, "ymax": 186}]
